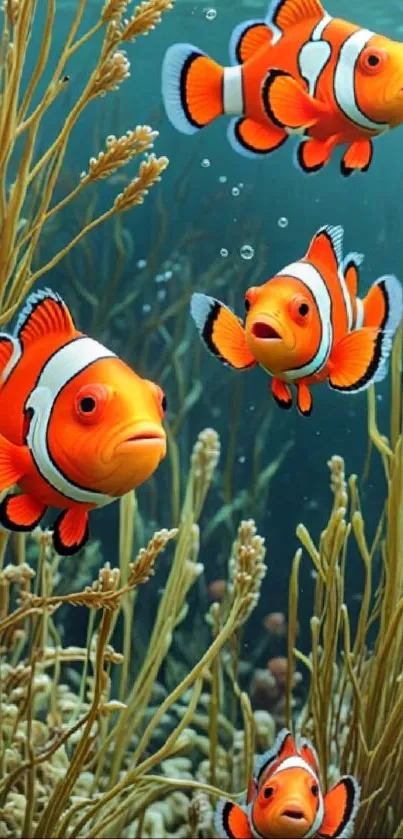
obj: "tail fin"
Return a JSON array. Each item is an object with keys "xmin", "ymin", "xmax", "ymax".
[
  {"xmin": 363, "ymin": 275, "xmax": 403, "ymax": 383},
  {"xmin": 162, "ymin": 44, "xmax": 224, "ymax": 134}
]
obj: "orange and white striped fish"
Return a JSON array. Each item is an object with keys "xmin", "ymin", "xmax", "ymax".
[
  {"xmin": 162, "ymin": 0, "xmax": 403, "ymax": 175},
  {"xmin": 0, "ymin": 290, "xmax": 167, "ymax": 555},
  {"xmin": 215, "ymin": 728, "xmax": 360, "ymax": 838},
  {"xmin": 191, "ymin": 225, "xmax": 403, "ymax": 416}
]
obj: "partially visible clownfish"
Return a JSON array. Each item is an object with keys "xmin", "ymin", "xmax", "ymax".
[
  {"xmin": 190, "ymin": 225, "xmax": 403, "ymax": 416},
  {"xmin": 0, "ymin": 289, "xmax": 167, "ymax": 556},
  {"xmin": 162, "ymin": 0, "xmax": 403, "ymax": 175},
  {"xmin": 215, "ymin": 728, "xmax": 360, "ymax": 839}
]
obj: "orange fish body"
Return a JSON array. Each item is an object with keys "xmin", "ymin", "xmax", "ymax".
[
  {"xmin": 215, "ymin": 728, "xmax": 360, "ymax": 838},
  {"xmin": 191, "ymin": 225, "xmax": 403, "ymax": 416},
  {"xmin": 162, "ymin": 0, "xmax": 403, "ymax": 174},
  {"xmin": 0, "ymin": 290, "xmax": 167, "ymax": 555}
]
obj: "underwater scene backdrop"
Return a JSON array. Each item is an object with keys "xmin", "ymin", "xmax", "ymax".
[{"xmin": 1, "ymin": 0, "xmax": 403, "ymax": 837}]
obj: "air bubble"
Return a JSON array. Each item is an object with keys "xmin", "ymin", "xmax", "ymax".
[
  {"xmin": 142, "ymin": 303, "xmax": 151, "ymax": 314},
  {"xmin": 137, "ymin": 259, "xmax": 147, "ymax": 269},
  {"xmin": 231, "ymin": 186, "xmax": 240, "ymax": 196},
  {"xmin": 219, "ymin": 175, "xmax": 227, "ymax": 183},
  {"xmin": 201, "ymin": 158, "xmax": 211, "ymax": 168},
  {"xmin": 204, "ymin": 7, "xmax": 217, "ymax": 20},
  {"xmin": 220, "ymin": 248, "xmax": 229, "ymax": 257},
  {"xmin": 278, "ymin": 216, "xmax": 289, "ymax": 228},
  {"xmin": 240, "ymin": 244, "xmax": 254, "ymax": 260}
]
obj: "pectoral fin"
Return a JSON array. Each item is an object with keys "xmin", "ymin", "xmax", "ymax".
[
  {"xmin": 328, "ymin": 327, "xmax": 383, "ymax": 392},
  {"xmin": 319, "ymin": 776, "xmax": 360, "ymax": 838},
  {"xmin": 191, "ymin": 293, "xmax": 256, "ymax": 369},
  {"xmin": 215, "ymin": 800, "xmax": 253, "ymax": 839},
  {"xmin": 263, "ymin": 70, "xmax": 328, "ymax": 130},
  {"xmin": 0, "ymin": 434, "xmax": 29, "ymax": 492}
]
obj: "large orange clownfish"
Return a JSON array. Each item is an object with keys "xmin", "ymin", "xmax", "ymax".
[
  {"xmin": 190, "ymin": 225, "xmax": 403, "ymax": 416},
  {"xmin": 162, "ymin": 0, "xmax": 403, "ymax": 175},
  {"xmin": 0, "ymin": 290, "xmax": 167, "ymax": 555},
  {"xmin": 215, "ymin": 728, "xmax": 360, "ymax": 838}
]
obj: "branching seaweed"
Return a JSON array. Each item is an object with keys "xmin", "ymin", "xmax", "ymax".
[
  {"xmin": 0, "ymin": 0, "xmax": 172, "ymax": 323},
  {"xmin": 0, "ymin": 429, "xmax": 273, "ymax": 838}
]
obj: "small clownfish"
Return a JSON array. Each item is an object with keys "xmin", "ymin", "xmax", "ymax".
[
  {"xmin": 0, "ymin": 289, "xmax": 167, "ymax": 556},
  {"xmin": 162, "ymin": 0, "xmax": 403, "ymax": 175},
  {"xmin": 190, "ymin": 225, "xmax": 403, "ymax": 417},
  {"xmin": 215, "ymin": 728, "xmax": 360, "ymax": 839}
]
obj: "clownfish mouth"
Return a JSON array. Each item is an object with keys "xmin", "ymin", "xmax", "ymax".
[
  {"xmin": 251, "ymin": 321, "xmax": 281, "ymax": 340},
  {"xmin": 116, "ymin": 426, "xmax": 166, "ymax": 453},
  {"xmin": 126, "ymin": 432, "xmax": 164, "ymax": 442},
  {"xmin": 282, "ymin": 809, "xmax": 305, "ymax": 820}
]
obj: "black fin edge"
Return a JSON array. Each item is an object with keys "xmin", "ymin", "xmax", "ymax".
[
  {"xmin": 180, "ymin": 51, "xmax": 207, "ymax": 130},
  {"xmin": 340, "ymin": 141, "xmax": 373, "ymax": 177},
  {"xmin": 235, "ymin": 22, "xmax": 267, "ymax": 64},
  {"xmin": 297, "ymin": 141, "xmax": 326, "ymax": 174},
  {"xmin": 0, "ymin": 494, "xmax": 45, "ymax": 532},
  {"xmin": 52, "ymin": 510, "xmax": 89, "ymax": 557},
  {"xmin": 234, "ymin": 118, "xmax": 287, "ymax": 155},
  {"xmin": 262, "ymin": 68, "xmax": 292, "ymax": 128},
  {"xmin": 329, "ymin": 283, "xmax": 388, "ymax": 392}
]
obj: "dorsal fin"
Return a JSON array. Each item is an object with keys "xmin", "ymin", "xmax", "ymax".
[
  {"xmin": 247, "ymin": 777, "xmax": 258, "ymax": 804},
  {"xmin": 0, "ymin": 336, "xmax": 16, "ymax": 375},
  {"xmin": 343, "ymin": 252, "xmax": 364, "ymax": 298},
  {"xmin": 297, "ymin": 736, "xmax": 320, "ymax": 775},
  {"xmin": 255, "ymin": 729, "xmax": 298, "ymax": 786},
  {"xmin": 229, "ymin": 19, "xmax": 272, "ymax": 65},
  {"xmin": 266, "ymin": 0, "xmax": 325, "ymax": 34},
  {"xmin": 13, "ymin": 288, "xmax": 76, "ymax": 346},
  {"xmin": 0, "ymin": 335, "xmax": 22, "ymax": 385},
  {"xmin": 306, "ymin": 225, "xmax": 344, "ymax": 274}
]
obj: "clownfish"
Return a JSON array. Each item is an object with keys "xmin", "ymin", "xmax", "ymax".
[
  {"xmin": 190, "ymin": 225, "xmax": 403, "ymax": 416},
  {"xmin": 215, "ymin": 728, "xmax": 360, "ymax": 839},
  {"xmin": 0, "ymin": 289, "xmax": 167, "ymax": 556},
  {"xmin": 162, "ymin": 0, "xmax": 403, "ymax": 175}
]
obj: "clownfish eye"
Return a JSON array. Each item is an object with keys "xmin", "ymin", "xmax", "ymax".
[
  {"xmin": 145, "ymin": 380, "xmax": 166, "ymax": 418},
  {"xmin": 359, "ymin": 46, "xmax": 388, "ymax": 74},
  {"xmin": 289, "ymin": 294, "xmax": 311, "ymax": 325},
  {"xmin": 311, "ymin": 783, "xmax": 319, "ymax": 797},
  {"xmin": 245, "ymin": 287, "xmax": 258, "ymax": 311},
  {"xmin": 80, "ymin": 396, "xmax": 96, "ymax": 414},
  {"xmin": 263, "ymin": 786, "xmax": 274, "ymax": 799},
  {"xmin": 74, "ymin": 384, "xmax": 109, "ymax": 424},
  {"xmin": 155, "ymin": 385, "xmax": 167, "ymax": 417}
]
